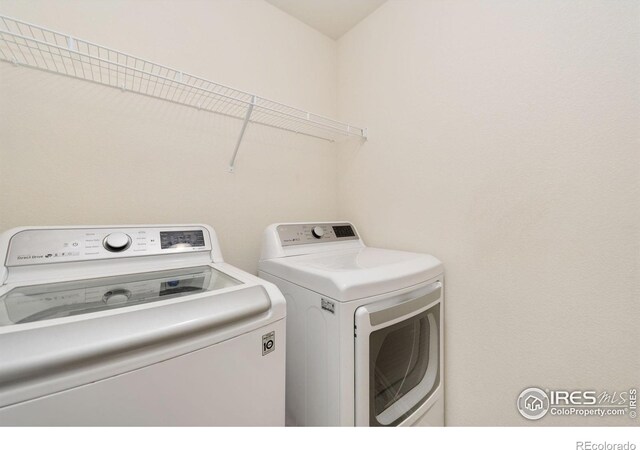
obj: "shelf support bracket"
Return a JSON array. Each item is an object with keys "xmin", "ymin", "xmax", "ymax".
[{"xmin": 228, "ymin": 95, "xmax": 256, "ymax": 173}]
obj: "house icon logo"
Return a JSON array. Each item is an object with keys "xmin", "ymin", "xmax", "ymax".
[
  {"xmin": 525, "ymin": 395, "xmax": 543, "ymax": 411},
  {"xmin": 517, "ymin": 387, "xmax": 550, "ymax": 420}
]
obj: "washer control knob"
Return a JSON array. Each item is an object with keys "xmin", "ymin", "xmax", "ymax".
[
  {"xmin": 102, "ymin": 289, "xmax": 132, "ymax": 305},
  {"xmin": 103, "ymin": 233, "xmax": 132, "ymax": 252},
  {"xmin": 312, "ymin": 226, "xmax": 325, "ymax": 239}
]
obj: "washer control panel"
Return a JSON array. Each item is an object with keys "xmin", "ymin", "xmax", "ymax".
[
  {"xmin": 277, "ymin": 223, "xmax": 359, "ymax": 247},
  {"xmin": 5, "ymin": 226, "xmax": 212, "ymax": 267}
]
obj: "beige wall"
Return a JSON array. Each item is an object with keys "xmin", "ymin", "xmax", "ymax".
[
  {"xmin": 1, "ymin": 0, "xmax": 638, "ymax": 427},
  {"xmin": 0, "ymin": 0, "xmax": 339, "ymax": 273},
  {"xmin": 337, "ymin": 1, "xmax": 639, "ymax": 425}
]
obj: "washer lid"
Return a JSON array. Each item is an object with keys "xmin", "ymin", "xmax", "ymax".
[
  {"xmin": 0, "ymin": 265, "xmax": 241, "ymax": 326},
  {"xmin": 259, "ymin": 247, "xmax": 443, "ymax": 301}
]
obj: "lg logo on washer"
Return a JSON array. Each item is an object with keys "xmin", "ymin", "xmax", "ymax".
[{"xmin": 262, "ymin": 331, "xmax": 275, "ymax": 356}]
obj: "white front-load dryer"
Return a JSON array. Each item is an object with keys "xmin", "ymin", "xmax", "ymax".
[
  {"xmin": 258, "ymin": 222, "xmax": 444, "ymax": 427},
  {"xmin": 0, "ymin": 224, "xmax": 285, "ymax": 426}
]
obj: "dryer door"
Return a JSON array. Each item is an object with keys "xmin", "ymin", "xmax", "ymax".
[{"xmin": 354, "ymin": 281, "xmax": 442, "ymax": 426}]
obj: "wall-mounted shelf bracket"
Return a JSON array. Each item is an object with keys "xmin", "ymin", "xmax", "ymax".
[{"xmin": 228, "ymin": 95, "xmax": 256, "ymax": 173}]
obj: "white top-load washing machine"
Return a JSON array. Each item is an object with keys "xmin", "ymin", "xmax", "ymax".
[
  {"xmin": 0, "ymin": 224, "xmax": 285, "ymax": 426},
  {"xmin": 259, "ymin": 222, "xmax": 444, "ymax": 427}
]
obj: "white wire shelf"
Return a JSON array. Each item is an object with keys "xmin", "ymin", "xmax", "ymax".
[{"xmin": 0, "ymin": 15, "xmax": 367, "ymax": 171}]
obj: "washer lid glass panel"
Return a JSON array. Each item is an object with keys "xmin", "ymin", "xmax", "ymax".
[{"xmin": 0, "ymin": 266, "xmax": 241, "ymax": 326}]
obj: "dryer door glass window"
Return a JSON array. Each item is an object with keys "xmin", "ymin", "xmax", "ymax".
[
  {"xmin": 0, "ymin": 266, "xmax": 241, "ymax": 326},
  {"xmin": 369, "ymin": 303, "xmax": 440, "ymax": 426}
]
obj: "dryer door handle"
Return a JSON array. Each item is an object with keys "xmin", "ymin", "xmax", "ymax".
[{"xmin": 367, "ymin": 281, "xmax": 442, "ymax": 327}]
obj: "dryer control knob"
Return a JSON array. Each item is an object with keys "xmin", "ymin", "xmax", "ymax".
[
  {"xmin": 312, "ymin": 226, "xmax": 325, "ymax": 239},
  {"xmin": 103, "ymin": 232, "xmax": 132, "ymax": 252}
]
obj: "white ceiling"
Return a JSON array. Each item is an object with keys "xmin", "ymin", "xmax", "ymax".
[{"xmin": 265, "ymin": 0, "xmax": 387, "ymax": 40}]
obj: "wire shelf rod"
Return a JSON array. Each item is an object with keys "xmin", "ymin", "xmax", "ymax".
[
  {"xmin": 0, "ymin": 14, "xmax": 367, "ymax": 171},
  {"xmin": 2, "ymin": 29, "xmax": 361, "ymax": 138}
]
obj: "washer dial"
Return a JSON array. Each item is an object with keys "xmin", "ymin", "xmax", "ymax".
[
  {"xmin": 103, "ymin": 232, "xmax": 132, "ymax": 252},
  {"xmin": 312, "ymin": 226, "xmax": 325, "ymax": 239}
]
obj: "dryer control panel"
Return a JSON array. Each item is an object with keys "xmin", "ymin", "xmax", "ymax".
[
  {"xmin": 5, "ymin": 226, "xmax": 213, "ymax": 267},
  {"xmin": 277, "ymin": 222, "xmax": 359, "ymax": 247}
]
